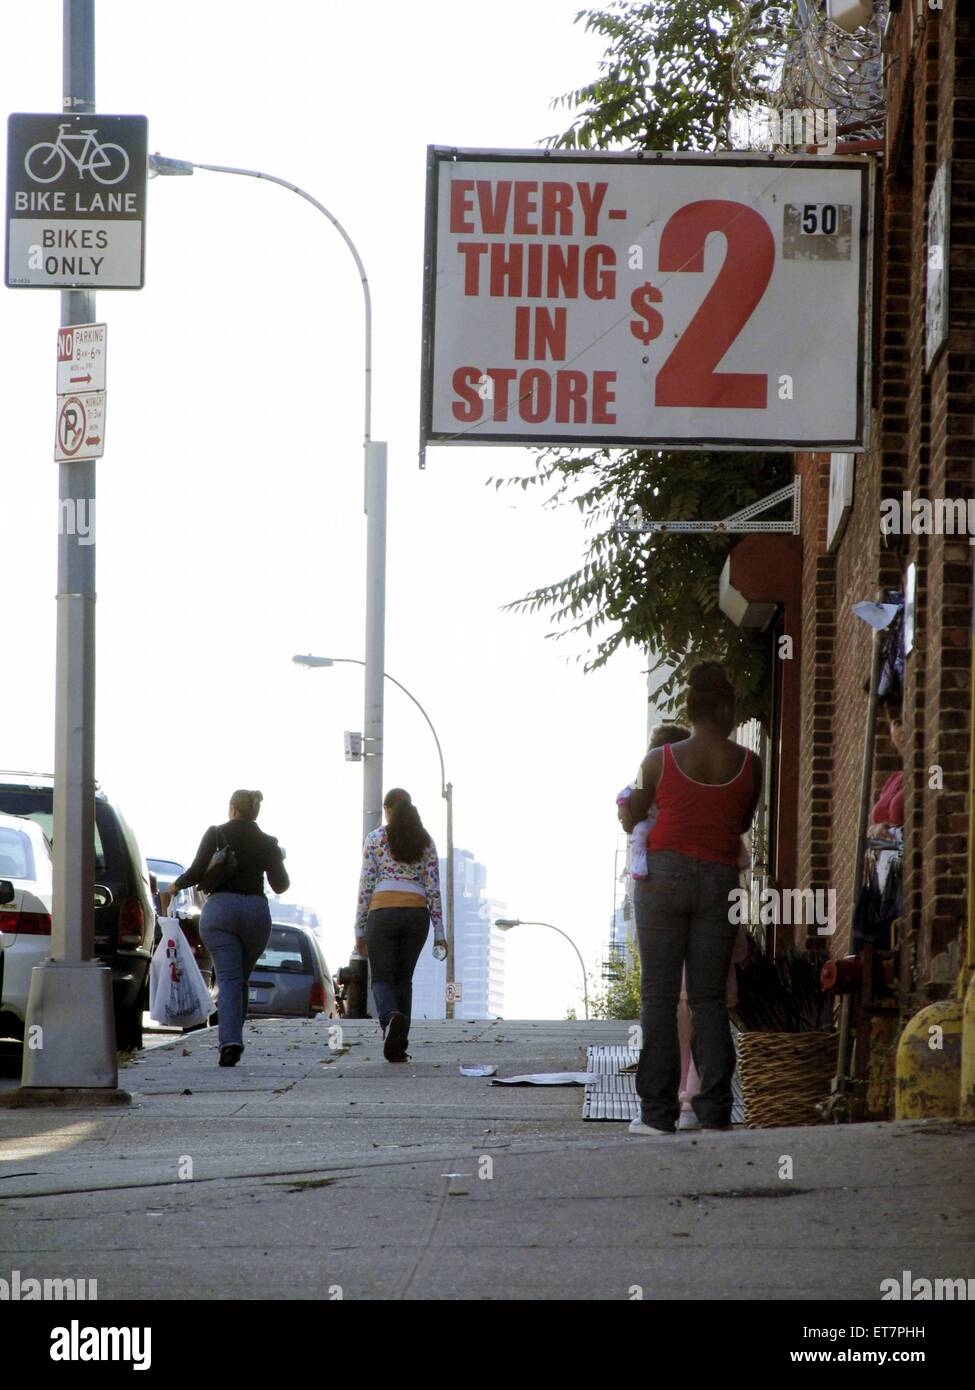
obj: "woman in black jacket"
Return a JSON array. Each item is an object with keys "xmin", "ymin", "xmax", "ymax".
[{"xmin": 169, "ymin": 789, "xmax": 289, "ymax": 1066}]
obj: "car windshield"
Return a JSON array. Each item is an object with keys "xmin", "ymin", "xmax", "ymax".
[
  {"xmin": 0, "ymin": 787, "xmax": 107, "ymax": 872},
  {"xmin": 148, "ymin": 859, "xmax": 183, "ymax": 891},
  {"xmin": 255, "ymin": 927, "xmax": 311, "ymax": 974},
  {"xmin": 148, "ymin": 859, "xmax": 183, "ymax": 881},
  {"xmin": 0, "ymin": 825, "xmax": 35, "ymax": 880}
]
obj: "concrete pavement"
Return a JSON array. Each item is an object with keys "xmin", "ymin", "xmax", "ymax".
[{"xmin": 1, "ymin": 1018, "xmax": 973, "ymax": 1300}]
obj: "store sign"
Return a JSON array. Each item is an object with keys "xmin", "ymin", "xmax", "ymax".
[
  {"xmin": 420, "ymin": 148, "xmax": 872, "ymax": 459},
  {"xmin": 5, "ymin": 113, "xmax": 148, "ymax": 289}
]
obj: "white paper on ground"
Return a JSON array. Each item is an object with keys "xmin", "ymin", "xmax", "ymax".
[{"xmin": 459, "ymin": 1064, "xmax": 498, "ymax": 1077}]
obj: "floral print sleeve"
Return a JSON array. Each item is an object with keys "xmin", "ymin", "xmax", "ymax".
[
  {"xmin": 422, "ymin": 843, "xmax": 444, "ymax": 935},
  {"xmin": 355, "ymin": 831, "xmax": 380, "ymax": 936},
  {"xmin": 355, "ymin": 829, "xmax": 444, "ymax": 935}
]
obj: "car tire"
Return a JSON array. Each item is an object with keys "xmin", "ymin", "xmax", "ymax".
[{"xmin": 115, "ymin": 1001, "xmax": 143, "ymax": 1052}]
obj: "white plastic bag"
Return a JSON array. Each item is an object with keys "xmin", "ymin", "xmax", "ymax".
[{"xmin": 149, "ymin": 918, "xmax": 213, "ymax": 1029}]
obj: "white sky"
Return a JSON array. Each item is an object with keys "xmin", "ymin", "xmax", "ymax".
[{"xmin": 2, "ymin": 0, "xmax": 661, "ymax": 1019}]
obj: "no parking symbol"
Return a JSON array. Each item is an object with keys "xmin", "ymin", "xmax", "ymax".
[{"xmin": 55, "ymin": 389, "xmax": 105, "ymax": 461}]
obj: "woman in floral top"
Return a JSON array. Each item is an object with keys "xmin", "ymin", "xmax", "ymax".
[{"xmin": 355, "ymin": 788, "xmax": 445, "ymax": 1062}]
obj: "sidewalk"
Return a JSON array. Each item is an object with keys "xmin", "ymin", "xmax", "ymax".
[{"xmin": 1, "ymin": 1018, "xmax": 972, "ymax": 1300}]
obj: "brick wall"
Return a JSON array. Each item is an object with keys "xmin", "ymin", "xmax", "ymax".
[
  {"xmin": 913, "ymin": 0, "xmax": 974, "ymax": 980},
  {"xmin": 794, "ymin": 452, "xmax": 834, "ymax": 938},
  {"xmin": 790, "ymin": 2, "xmax": 973, "ymax": 989}
]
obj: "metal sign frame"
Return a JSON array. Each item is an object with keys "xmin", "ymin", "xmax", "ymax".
[
  {"xmin": 419, "ymin": 146, "xmax": 874, "ymax": 466},
  {"xmin": 5, "ymin": 112, "xmax": 148, "ymax": 290}
]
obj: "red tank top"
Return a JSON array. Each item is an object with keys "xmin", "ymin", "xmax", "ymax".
[{"xmin": 648, "ymin": 742, "xmax": 754, "ymax": 867}]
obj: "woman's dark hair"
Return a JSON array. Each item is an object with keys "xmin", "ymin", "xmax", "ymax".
[
  {"xmin": 649, "ymin": 722, "xmax": 689, "ymax": 750},
  {"xmin": 383, "ymin": 788, "xmax": 432, "ymax": 863},
  {"xmin": 685, "ymin": 661, "xmax": 736, "ymax": 725},
  {"xmin": 230, "ymin": 789, "xmax": 263, "ymax": 821}
]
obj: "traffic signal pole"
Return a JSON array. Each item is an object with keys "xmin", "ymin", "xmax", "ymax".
[{"xmin": 17, "ymin": 0, "xmax": 123, "ymax": 1097}]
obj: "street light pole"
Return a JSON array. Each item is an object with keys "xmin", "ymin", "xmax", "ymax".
[
  {"xmin": 149, "ymin": 154, "xmax": 386, "ymax": 841},
  {"xmin": 293, "ymin": 655, "xmax": 456, "ymax": 1016},
  {"xmin": 495, "ymin": 918, "xmax": 591, "ymax": 1020}
]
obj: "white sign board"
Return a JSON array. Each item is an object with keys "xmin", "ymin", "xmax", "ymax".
[
  {"xmin": 57, "ymin": 322, "xmax": 106, "ymax": 394},
  {"xmin": 420, "ymin": 149, "xmax": 872, "ymax": 458},
  {"xmin": 446, "ymin": 981, "xmax": 463, "ymax": 1004},
  {"xmin": 925, "ymin": 160, "xmax": 949, "ymax": 372},
  {"xmin": 827, "ymin": 452, "xmax": 854, "ymax": 552},
  {"xmin": 55, "ymin": 391, "xmax": 105, "ymax": 462}
]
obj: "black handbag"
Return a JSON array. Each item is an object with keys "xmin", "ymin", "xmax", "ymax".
[{"xmin": 201, "ymin": 826, "xmax": 237, "ymax": 894}]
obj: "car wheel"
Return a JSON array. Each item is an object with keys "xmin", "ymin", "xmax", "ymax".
[{"xmin": 115, "ymin": 1001, "xmax": 143, "ymax": 1052}]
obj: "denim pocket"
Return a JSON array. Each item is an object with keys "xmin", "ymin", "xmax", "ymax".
[{"xmin": 645, "ymin": 851, "xmax": 687, "ymax": 882}]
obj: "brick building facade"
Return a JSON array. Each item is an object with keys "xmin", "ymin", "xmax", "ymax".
[{"xmin": 757, "ymin": 2, "xmax": 974, "ymax": 1010}]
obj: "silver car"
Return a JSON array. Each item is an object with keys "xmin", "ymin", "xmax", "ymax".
[{"xmin": 246, "ymin": 921, "xmax": 337, "ymax": 1019}]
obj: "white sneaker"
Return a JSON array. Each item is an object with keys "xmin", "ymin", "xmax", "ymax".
[
  {"xmin": 678, "ymin": 1106, "xmax": 701, "ymax": 1132},
  {"xmin": 628, "ymin": 1117, "xmax": 674, "ymax": 1136}
]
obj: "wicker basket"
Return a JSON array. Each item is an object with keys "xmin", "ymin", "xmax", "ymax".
[{"xmin": 737, "ymin": 1030, "xmax": 838, "ymax": 1128}]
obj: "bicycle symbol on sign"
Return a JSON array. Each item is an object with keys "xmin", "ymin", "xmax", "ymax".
[{"xmin": 25, "ymin": 124, "xmax": 130, "ymax": 186}]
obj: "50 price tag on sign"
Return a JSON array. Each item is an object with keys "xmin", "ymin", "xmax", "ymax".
[{"xmin": 420, "ymin": 149, "xmax": 872, "ymax": 457}]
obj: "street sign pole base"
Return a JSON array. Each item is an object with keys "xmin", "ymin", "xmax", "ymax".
[
  {"xmin": 18, "ymin": 959, "xmax": 120, "ymax": 1090},
  {"xmin": 0, "ymin": 1085, "xmax": 131, "ymax": 1108}
]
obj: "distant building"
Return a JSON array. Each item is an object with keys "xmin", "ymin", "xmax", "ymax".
[
  {"xmin": 411, "ymin": 848, "xmax": 506, "ymax": 1020},
  {"xmin": 267, "ymin": 897, "xmax": 321, "ymax": 931},
  {"xmin": 604, "ymin": 831, "xmax": 635, "ymax": 980}
]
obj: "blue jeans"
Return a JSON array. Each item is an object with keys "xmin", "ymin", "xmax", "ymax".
[
  {"xmin": 365, "ymin": 906, "xmax": 429, "ymax": 1040},
  {"xmin": 633, "ymin": 851, "xmax": 740, "ymax": 1130},
  {"xmin": 200, "ymin": 893, "xmax": 272, "ymax": 1047}
]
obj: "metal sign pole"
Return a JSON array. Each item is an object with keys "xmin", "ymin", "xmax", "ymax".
[
  {"xmin": 363, "ymin": 442, "xmax": 387, "ymax": 842},
  {"xmin": 20, "ymin": 0, "xmax": 121, "ymax": 1095},
  {"xmin": 445, "ymin": 781, "xmax": 455, "ymax": 1020}
]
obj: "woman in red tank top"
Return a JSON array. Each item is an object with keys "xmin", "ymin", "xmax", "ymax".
[{"xmin": 621, "ymin": 662, "xmax": 762, "ymax": 1136}]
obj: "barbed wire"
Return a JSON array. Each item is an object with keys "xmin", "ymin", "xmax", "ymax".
[
  {"xmin": 772, "ymin": 0, "xmax": 887, "ymax": 137},
  {"xmin": 732, "ymin": 0, "xmax": 888, "ymax": 151}
]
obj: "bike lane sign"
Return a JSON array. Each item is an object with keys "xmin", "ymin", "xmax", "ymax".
[{"xmin": 5, "ymin": 112, "xmax": 148, "ymax": 289}]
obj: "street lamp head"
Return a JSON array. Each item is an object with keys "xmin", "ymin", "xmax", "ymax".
[
  {"xmin": 149, "ymin": 152, "xmax": 195, "ymax": 177},
  {"xmin": 292, "ymin": 654, "xmax": 335, "ymax": 668},
  {"xmin": 494, "ymin": 918, "xmax": 521, "ymax": 930}
]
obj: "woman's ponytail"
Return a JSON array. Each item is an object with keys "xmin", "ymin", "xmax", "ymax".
[{"xmin": 383, "ymin": 788, "xmax": 432, "ymax": 862}]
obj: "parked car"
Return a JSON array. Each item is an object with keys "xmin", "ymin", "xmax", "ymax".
[
  {"xmin": 0, "ymin": 772, "xmax": 156, "ymax": 1050},
  {"xmin": 246, "ymin": 921, "xmax": 337, "ymax": 1020},
  {"xmin": 0, "ymin": 813, "xmax": 54, "ymax": 1043},
  {"xmin": 147, "ymin": 857, "xmax": 215, "ymax": 993}
]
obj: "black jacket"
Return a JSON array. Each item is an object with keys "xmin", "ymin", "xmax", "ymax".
[{"xmin": 174, "ymin": 819, "xmax": 289, "ymax": 897}]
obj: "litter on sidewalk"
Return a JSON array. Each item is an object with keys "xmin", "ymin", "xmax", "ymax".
[
  {"xmin": 491, "ymin": 1072, "xmax": 596, "ymax": 1086},
  {"xmin": 459, "ymin": 1064, "xmax": 497, "ymax": 1077}
]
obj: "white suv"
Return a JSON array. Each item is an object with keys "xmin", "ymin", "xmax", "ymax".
[{"xmin": 0, "ymin": 812, "xmax": 54, "ymax": 1040}]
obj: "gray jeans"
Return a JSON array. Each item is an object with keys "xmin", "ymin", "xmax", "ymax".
[
  {"xmin": 633, "ymin": 851, "xmax": 740, "ymax": 1130},
  {"xmin": 200, "ymin": 892, "xmax": 272, "ymax": 1047}
]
